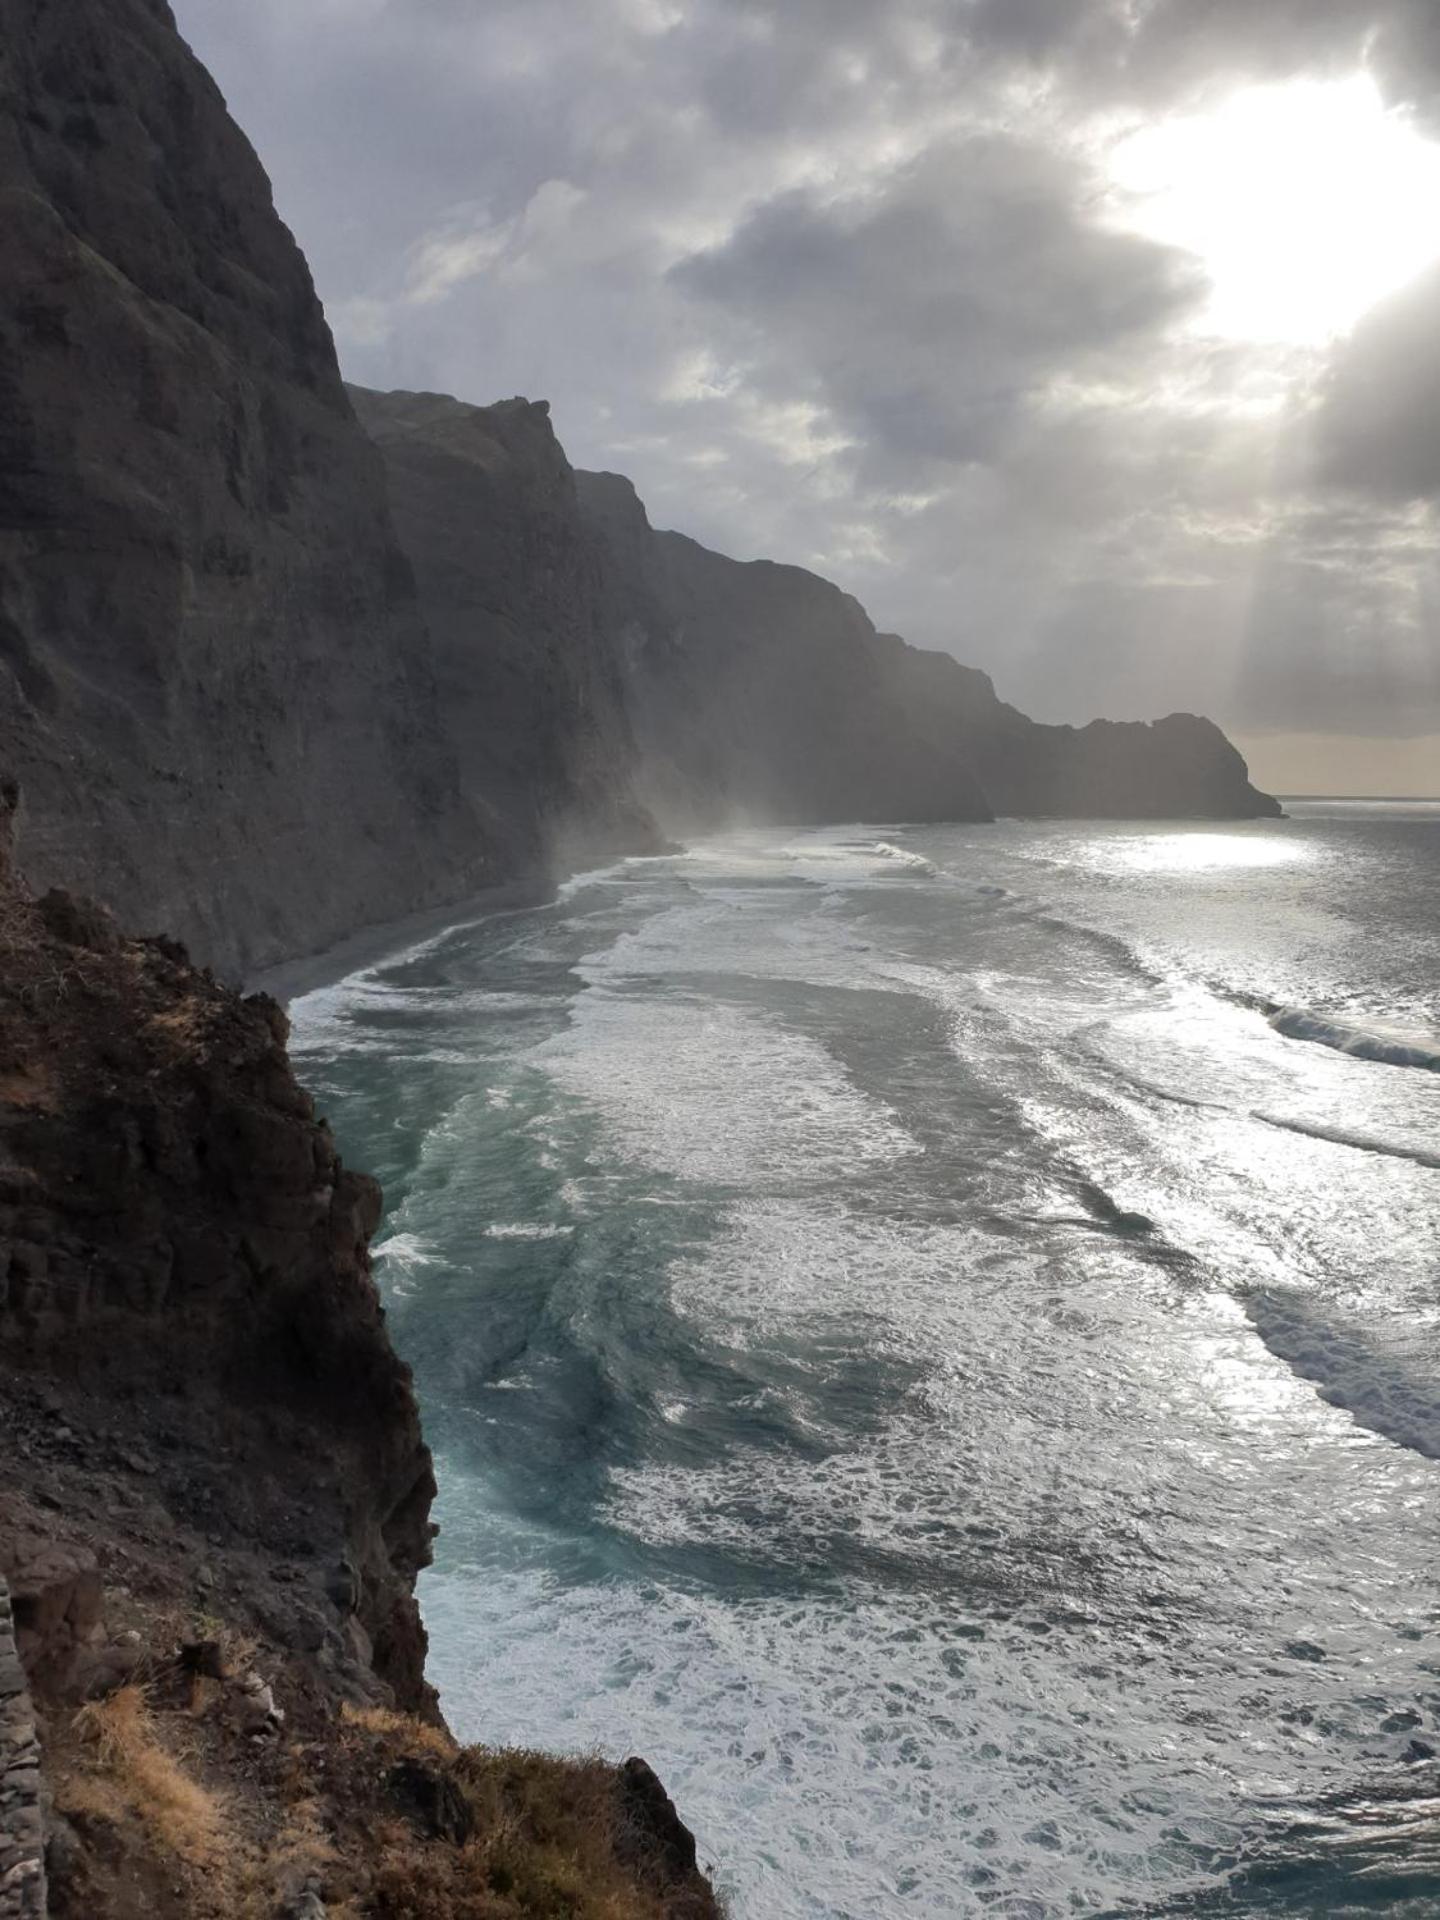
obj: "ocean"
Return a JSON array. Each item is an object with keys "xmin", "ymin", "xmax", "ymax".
[{"xmin": 289, "ymin": 800, "xmax": 1440, "ymax": 1918}]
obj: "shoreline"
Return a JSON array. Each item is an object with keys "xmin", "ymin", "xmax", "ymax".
[
  {"xmin": 247, "ymin": 809, "xmax": 1304, "ymax": 1007},
  {"xmin": 252, "ymin": 826, "xmax": 689, "ymax": 1005},
  {"xmin": 251, "ymin": 875, "xmax": 556, "ymax": 1004}
]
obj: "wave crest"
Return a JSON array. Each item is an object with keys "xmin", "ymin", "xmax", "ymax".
[
  {"xmin": 872, "ymin": 842, "xmax": 937, "ymax": 875},
  {"xmin": 1267, "ymin": 1007, "xmax": 1440, "ymax": 1073}
]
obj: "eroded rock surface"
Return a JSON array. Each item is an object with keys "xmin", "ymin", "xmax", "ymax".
[
  {"xmin": 0, "ymin": 799, "xmax": 434, "ymax": 1712},
  {"xmin": 349, "ymin": 387, "xmax": 660, "ymax": 873},
  {"xmin": 0, "ymin": 0, "xmax": 481, "ymax": 978}
]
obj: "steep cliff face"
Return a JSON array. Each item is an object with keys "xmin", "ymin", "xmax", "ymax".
[
  {"xmin": 348, "ymin": 388, "xmax": 659, "ymax": 871},
  {"xmin": 0, "ymin": 785, "xmax": 435, "ymax": 1709},
  {"xmin": 0, "ymin": 0, "xmax": 480, "ymax": 979},
  {"xmin": 346, "ymin": 385, "xmax": 1277, "ymax": 833},
  {"xmin": 578, "ymin": 472, "xmax": 996, "ymax": 827}
]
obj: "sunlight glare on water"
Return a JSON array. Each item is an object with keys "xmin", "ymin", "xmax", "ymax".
[{"xmin": 1087, "ymin": 831, "xmax": 1313, "ymax": 874}]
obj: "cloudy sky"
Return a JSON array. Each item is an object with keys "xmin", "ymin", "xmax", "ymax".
[{"xmin": 174, "ymin": 0, "xmax": 1440, "ymax": 793}]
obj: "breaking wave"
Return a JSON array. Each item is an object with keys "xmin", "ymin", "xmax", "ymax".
[
  {"xmin": 871, "ymin": 841, "xmax": 938, "ymax": 875},
  {"xmin": 1251, "ymin": 1111, "xmax": 1440, "ymax": 1171},
  {"xmin": 1266, "ymin": 1007, "xmax": 1440, "ymax": 1073},
  {"xmin": 1244, "ymin": 1289, "xmax": 1440, "ymax": 1460}
]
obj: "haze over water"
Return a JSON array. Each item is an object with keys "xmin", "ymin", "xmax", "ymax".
[{"xmin": 291, "ymin": 801, "xmax": 1440, "ymax": 1918}]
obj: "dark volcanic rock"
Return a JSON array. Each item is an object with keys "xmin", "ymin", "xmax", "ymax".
[
  {"xmin": 0, "ymin": 801, "xmax": 724, "ymax": 1917},
  {"xmin": 0, "ymin": 803, "xmax": 435, "ymax": 1709},
  {"xmin": 348, "ymin": 387, "xmax": 660, "ymax": 871},
  {"xmin": 0, "ymin": 0, "xmax": 481, "ymax": 978},
  {"xmin": 619, "ymin": 1756, "xmax": 701, "ymax": 1882}
]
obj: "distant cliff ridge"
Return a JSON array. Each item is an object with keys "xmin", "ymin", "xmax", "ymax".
[
  {"xmin": 575, "ymin": 467, "xmax": 996, "ymax": 828},
  {"xmin": 351, "ymin": 385, "xmax": 1278, "ymax": 834},
  {"xmin": 862, "ymin": 632, "xmax": 1282, "ymax": 821}
]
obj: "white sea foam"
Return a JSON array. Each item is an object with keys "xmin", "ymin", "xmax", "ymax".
[
  {"xmin": 872, "ymin": 841, "xmax": 938, "ymax": 875},
  {"xmin": 536, "ymin": 993, "xmax": 917, "ymax": 1186},
  {"xmin": 374, "ymin": 1230, "xmax": 439, "ymax": 1268},
  {"xmin": 483, "ymin": 1222, "xmax": 575, "ymax": 1241},
  {"xmin": 372, "ymin": 1231, "xmax": 443, "ymax": 1298},
  {"xmin": 304, "ymin": 819, "xmax": 1440, "ymax": 1920},
  {"xmin": 1244, "ymin": 1288, "xmax": 1440, "ymax": 1459},
  {"xmin": 1250, "ymin": 1108, "xmax": 1440, "ymax": 1169}
]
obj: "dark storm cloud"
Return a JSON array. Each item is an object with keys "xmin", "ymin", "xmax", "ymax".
[
  {"xmin": 170, "ymin": 0, "xmax": 1440, "ymax": 773},
  {"xmin": 672, "ymin": 137, "xmax": 1205, "ymax": 467}
]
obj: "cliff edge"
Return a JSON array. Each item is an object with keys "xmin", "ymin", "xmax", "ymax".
[{"xmin": 0, "ymin": 788, "xmax": 719, "ymax": 1918}]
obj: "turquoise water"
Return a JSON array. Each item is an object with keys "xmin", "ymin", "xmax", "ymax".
[{"xmin": 290, "ymin": 805, "xmax": 1440, "ymax": 1918}]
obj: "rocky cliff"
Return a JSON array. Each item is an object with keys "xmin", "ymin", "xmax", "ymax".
[
  {"xmin": 0, "ymin": 0, "xmax": 484, "ymax": 980},
  {"xmin": 865, "ymin": 631, "xmax": 1283, "ymax": 820},
  {"xmin": 574, "ymin": 473, "xmax": 1278, "ymax": 824},
  {"xmin": 350, "ymin": 387, "xmax": 1275, "ymax": 831},
  {"xmin": 0, "ymin": 779, "xmax": 435, "ymax": 1711},
  {"xmin": 0, "ymin": 791, "xmax": 719, "ymax": 1918},
  {"xmin": 0, "ymin": 0, "xmax": 1273, "ymax": 1006},
  {"xmin": 347, "ymin": 388, "xmax": 658, "ymax": 873},
  {"xmin": 576, "ymin": 470, "xmax": 996, "ymax": 827}
]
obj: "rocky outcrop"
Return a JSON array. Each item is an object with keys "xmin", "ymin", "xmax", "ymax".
[
  {"xmin": 0, "ymin": 0, "xmax": 483, "ymax": 980},
  {"xmin": 0, "ymin": 797, "xmax": 435, "ymax": 1711},
  {"xmin": 0, "ymin": 802, "xmax": 721, "ymax": 1916},
  {"xmin": 866, "ymin": 632, "xmax": 1283, "ymax": 820},
  {"xmin": 348, "ymin": 388, "xmax": 659, "ymax": 872}
]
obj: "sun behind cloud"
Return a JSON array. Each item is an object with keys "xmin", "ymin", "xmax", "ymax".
[{"xmin": 1106, "ymin": 75, "xmax": 1440, "ymax": 346}]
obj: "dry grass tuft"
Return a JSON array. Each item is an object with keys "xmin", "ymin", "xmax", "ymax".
[
  {"xmin": 334, "ymin": 1708, "xmax": 717, "ymax": 1916},
  {"xmin": 74, "ymin": 1683, "xmax": 227, "ymax": 1870},
  {"xmin": 341, "ymin": 1701, "xmax": 459, "ymax": 1765}
]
